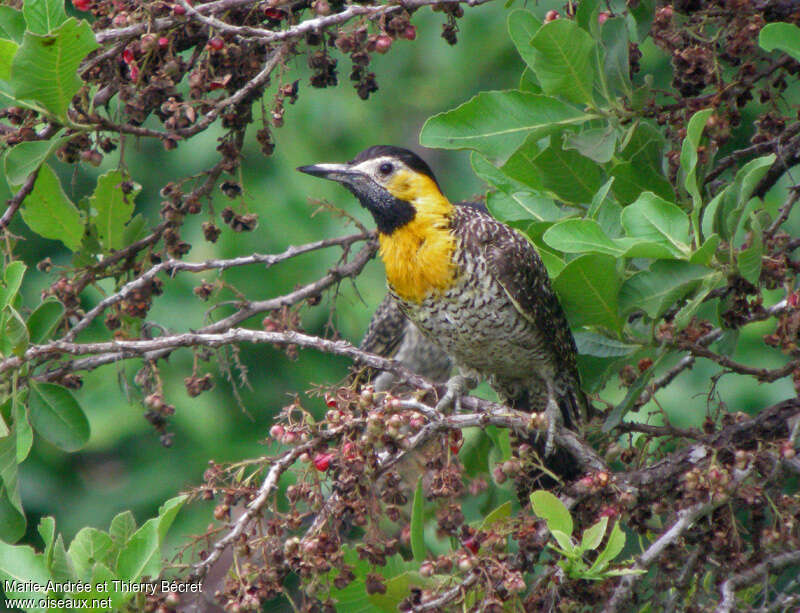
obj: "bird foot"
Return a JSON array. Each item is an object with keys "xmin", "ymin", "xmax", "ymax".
[
  {"xmin": 544, "ymin": 395, "xmax": 562, "ymax": 457},
  {"xmin": 435, "ymin": 375, "xmax": 476, "ymax": 414}
]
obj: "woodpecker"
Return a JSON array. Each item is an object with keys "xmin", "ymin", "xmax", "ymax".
[{"xmin": 299, "ymin": 145, "xmax": 588, "ymax": 453}]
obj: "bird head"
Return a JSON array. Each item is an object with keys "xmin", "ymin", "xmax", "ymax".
[{"xmin": 298, "ymin": 145, "xmax": 450, "ymax": 235}]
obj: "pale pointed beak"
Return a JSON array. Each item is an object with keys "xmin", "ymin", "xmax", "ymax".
[{"xmin": 296, "ymin": 162, "xmax": 356, "ymax": 183}]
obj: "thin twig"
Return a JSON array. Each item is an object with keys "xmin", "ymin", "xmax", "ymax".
[
  {"xmin": 715, "ymin": 549, "xmax": 800, "ymax": 613},
  {"xmin": 65, "ymin": 232, "xmax": 371, "ymax": 341},
  {"xmin": 0, "ymin": 168, "xmax": 39, "ymax": 231}
]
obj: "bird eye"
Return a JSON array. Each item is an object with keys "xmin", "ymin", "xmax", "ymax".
[{"xmin": 378, "ymin": 162, "xmax": 394, "ymax": 176}]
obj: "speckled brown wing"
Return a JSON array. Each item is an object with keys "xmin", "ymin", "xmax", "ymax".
[
  {"xmin": 482, "ymin": 221, "xmax": 587, "ymax": 428},
  {"xmin": 359, "ymin": 294, "xmax": 407, "ymax": 359}
]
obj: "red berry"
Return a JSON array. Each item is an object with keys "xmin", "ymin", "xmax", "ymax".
[
  {"xmin": 269, "ymin": 424, "xmax": 285, "ymax": 440},
  {"xmin": 264, "ymin": 8, "xmax": 285, "ymax": 20},
  {"xmin": 207, "ymin": 37, "xmax": 224, "ymax": 51},
  {"xmin": 325, "ymin": 394, "xmax": 337, "ymax": 408},
  {"xmin": 173, "ymin": 4, "xmax": 186, "ymax": 15},
  {"xmin": 158, "ymin": 37, "xmax": 169, "ymax": 48},
  {"xmin": 313, "ymin": 452, "xmax": 332, "ymax": 471},
  {"xmin": 128, "ymin": 63, "xmax": 139, "ymax": 81},
  {"xmin": 544, "ymin": 9, "xmax": 559, "ymax": 22},
  {"xmin": 449, "ymin": 430, "xmax": 463, "ymax": 454},
  {"xmin": 375, "ymin": 35, "xmax": 392, "ymax": 54},
  {"xmin": 599, "ymin": 506, "xmax": 619, "ymax": 519},
  {"xmin": 463, "ymin": 537, "xmax": 479, "ymax": 554},
  {"xmin": 598, "ymin": 11, "xmax": 611, "ymax": 24},
  {"xmin": 122, "ymin": 48, "xmax": 134, "ymax": 64},
  {"xmin": 73, "ymin": 0, "xmax": 91, "ymax": 10},
  {"xmin": 402, "ymin": 25, "xmax": 416, "ymax": 40}
]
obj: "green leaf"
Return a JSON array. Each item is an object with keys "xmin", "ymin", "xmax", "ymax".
[
  {"xmin": 156, "ymin": 494, "xmax": 187, "ymax": 543},
  {"xmin": 487, "ymin": 191, "xmax": 562, "ymax": 223},
  {"xmin": 591, "ymin": 189, "xmax": 623, "ymax": 238},
  {"xmin": 109, "ymin": 510, "xmax": 137, "ymax": 552},
  {"xmin": 600, "ymin": 17, "xmax": 632, "ymax": 98},
  {"xmin": 69, "ymin": 527, "xmax": 114, "ymax": 580},
  {"xmin": 14, "ymin": 398, "xmax": 33, "ymax": 463},
  {"xmin": 549, "ymin": 528, "xmax": 575, "ymax": 553},
  {"xmin": 19, "ymin": 163, "xmax": 84, "ymax": 251},
  {"xmin": 574, "ymin": 332, "xmax": 639, "ymax": 357},
  {"xmin": 471, "ymin": 151, "xmax": 526, "ymax": 194},
  {"xmin": 737, "ymin": 215, "xmax": 763, "ymax": 285},
  {"xmin": 621, "ymin": 192, "xmax": 690, "ymax": 257},
  {"xmin": 589, "ymin": 520, "xmax": 626, "ymax": 573},
  {"xmin": 610, "ymin": 161, "xmax": 674, "ymax": 205},
  {"xmin": 575, "ymin": 0, "xmax": 601, "ymax": 34},
  {"xmin": 613, "ymin": 237, "xmax": 679, "ymax": 259},
  {"xmin": 410, "ymin": 477, "xmax": 426, "ymax": 561},
  {"xmin": 37, "ymin": 516, "xmax": 56, "ymax": 569},
  {"xmin": 27, "ymin": 299, "xmax": 64, "ymax": 343},
  {"xmin": 508, "ymin": 9, "xmax": 542, "ymax": 70},
  {"xmin": 2, "ymin": 306, "xmax": 29, "ymax": 356},
  {"xmin": 28, "ymin": 381, "xmax": 90, "ymax": 451},
  {"xmin": 620, "ymin": 122, "xmax": 665, "ymax": 175},
  {"xmin": 485, "ymin": 425, "xmax": 512, "ymax": 462},
  {"xmin": 718, "ymin": 155, "xmax": 775, "ymax": 241},
  {"xmin": 759, "ymin": 22, "xmax": 800, "ymax": 62},
  {"xmin": 0, "ymin": 260, "xmax": 26, "ymax": 309},
  {"xmin": 420, "ymin": 90, "xmax": 593, "ymax": 162},
  {"xmin": 121, "ymin": 213, "xmax": 147, "ymax": 246},
  {"xmin": 580, "ymin": 516, "xmax": 608, "ymax": 552},
  {"xmin": 680, "ymin": 108, "xmax": 713, "ymax": 240},
  {"xmin": 673, "ymin": 272, "xmax": 725, "ymax": 330},
  {"xmin": 3, "ymin": 133, "xmax": 67, "ymax": 188},
  {"xmin": 629, "ymin": 0, "xmax": 656, "ymax": 42},
  {"xmin": 519, "ymin": 67, "xmax": 542, "ymax": 93},
  {"xmin": 116, "ymin": 518, "xmax": 159, "ymax": 581},
  {"xmin": 534, "ymin": 144, "xmax": 605, "ymax": 204},
  {"xmin": 563, "ymin": 127, "xmax": 617, "ymax": 164},
  {"xmin": 500, "ymin": 135, "xmax": 544, "ymax": 189},
  {"xmin": 0, "ymin": 7, "xmax": 26, "ymax": 43},
  {"xmin": 554, "ymin": 254, "xmax": 622, "ymax": 332},
  {"xmin": 530, "ymin": 490, "xmax": 573, "ymax": 536},
  {"xmin": 23, "ymin": 0, "xmax": 68, "ymax": 34},
  {"xmin": 538, "ymin": 248, "xmax": 566, "ymax": 278},
  {"xmin": 603, "ymin": 352, "xmax": 666, "ymax": 431},
  {"xmin": 10, "ymin": 18, "xmax": 98, "ymax": 119},
  {"xmin": 619, "ymin": 261, "xmax": 712, "ymax": 319},
  {"xmin": 543, "ymin": 219, "xmax": 624, "ymax": 256},
  {"xmin": 481, "ymin": 501, "xmax": 512, "ymax": 530},
  {"xmin": 690, "ymin": 234, "xmax": 720, "ymax": 266},
  {"xmin": 0, "ymin": 434, "xmax": 26, "ymax": 542},
  {"xmin": 0, "ymin": 540, "xmax": 49, "ymax": 605},
  {"xmin": 528, "ymin": 19, "xmax": 596, "ymax": 104},
  {"xmin": 0, "ymin": 39, "xmax": 18, "ymax": 82},
  {"xmin": 89, "ymin": 170, "xmax": 139, "ymax": 251}
]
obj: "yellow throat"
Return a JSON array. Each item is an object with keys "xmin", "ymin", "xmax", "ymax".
[{"xmin": 378, "ymin": 170, "xmax": 457, "ymax": 304}]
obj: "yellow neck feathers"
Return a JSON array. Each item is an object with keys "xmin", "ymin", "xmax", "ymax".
[{"xmin": 378, "ymin": 170, "xmax": 457, "ymax": 303}]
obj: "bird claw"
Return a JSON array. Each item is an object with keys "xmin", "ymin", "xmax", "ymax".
[{"xmin": 435, "ymin": 375, "xmax": 475, "ymax": 414}]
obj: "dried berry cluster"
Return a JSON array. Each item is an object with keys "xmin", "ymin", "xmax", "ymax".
[
  {"xmin": 644, "ymin": 0, "xmax": 800, "ymax": 181},
  {"xmin": 156, "ymin": 374, "xmax": 798, "ymax": 611}
]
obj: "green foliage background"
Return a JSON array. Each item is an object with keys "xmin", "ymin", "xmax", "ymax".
[{"xmin": 2, "ymin": 0, "xmax": 797, "ymax": 569}]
